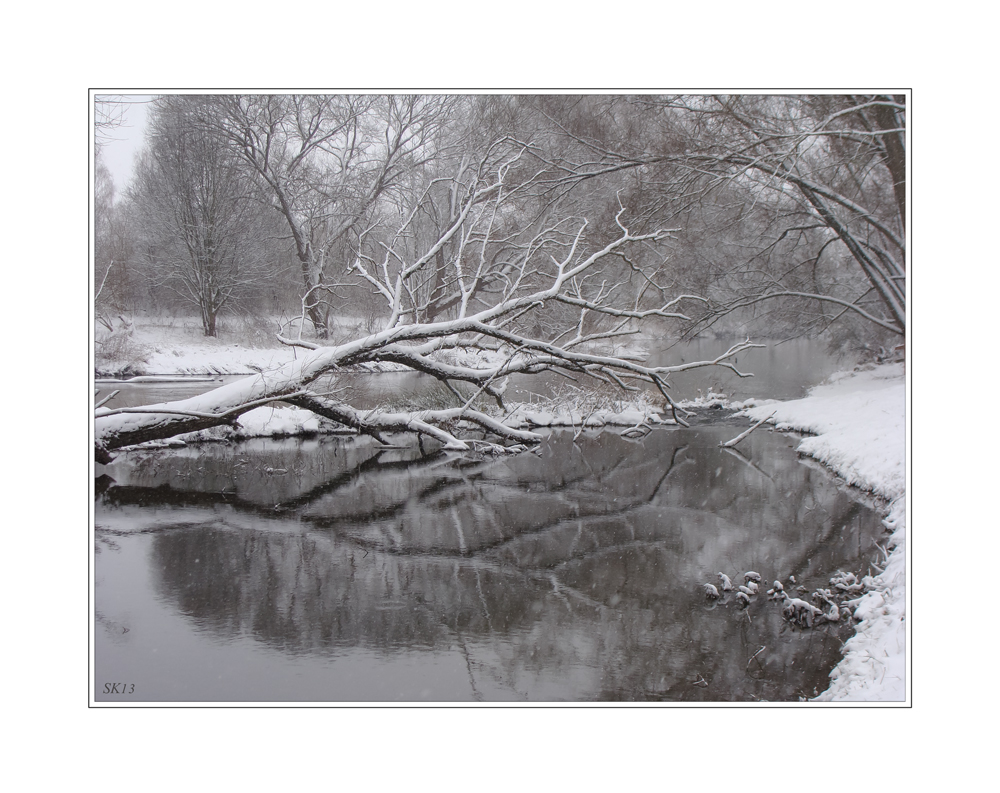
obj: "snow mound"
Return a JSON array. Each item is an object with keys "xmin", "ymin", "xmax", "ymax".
[
  {"xmin": 175, "ymin": 406, "xmax": 339, "ymax": 443},
  {"xmin": 813, "ymin": 498, "xmax": 906, "ymax": 701}
]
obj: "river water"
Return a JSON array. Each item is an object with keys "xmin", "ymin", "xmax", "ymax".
[
  {"xmin": 96, "ymin": 337, "xmax": 850, "ymax": 412},
  {"xmin": 95, "ymin": 412, "xmax": 885, "ymax": 702}
]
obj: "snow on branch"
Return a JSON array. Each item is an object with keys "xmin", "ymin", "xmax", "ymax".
[
  {"xmin": 95, "ymin": 390, "xmax": 312, "ymax": 421},
  {"xmin": 95, "ymin": 142, "xmax": 761, "ymax": 462},
  {"xmin": 699, "ymin": 291, "xmax": 903, "ymax": 336},
  {"xmin": 720, "ymin": 411, "xmax": 775, "ymax": 448}
]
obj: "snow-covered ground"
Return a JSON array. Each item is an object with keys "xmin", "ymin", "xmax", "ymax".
[
  {"xmin": 740, "ymin": 363, "xmax": 907, "ymax": 702},
  {"xmin": 95, "ymin": 315, "xmax": 523, "ymax": 376},
  {"xmin": 95, "ymin": 315, "xmax": 295, "ymax": 375}
]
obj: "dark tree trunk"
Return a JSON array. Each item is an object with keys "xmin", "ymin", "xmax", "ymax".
[
  {"xmin": 202, "ymin": 305, "xmax": 217, "ymax": 337},
  {"xmin": 799, "ymin": 185, "xmax": 905, "ymax": 333},
  {"xmin": 873, "ymin": 96, "xmax": 907, "ymax": 237}
]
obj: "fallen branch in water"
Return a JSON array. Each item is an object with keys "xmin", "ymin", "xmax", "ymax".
[
  {"xmin": 94, "ymin": 150, "xmax": 760, "ymax": 464},
  {"xmin": 747, "ymin": 645, "xmax": 767, "ymax": 670},
  {"xmin": 94, "ymin": 389, "xmax": 120, "ymax": 410},
  {"xmin": 95, "ymin": 390, "xmax": 312, "ymax": 421},
  {"xmin": 720, "ymin": 411, "xmax": 776, "ymax": 448}
]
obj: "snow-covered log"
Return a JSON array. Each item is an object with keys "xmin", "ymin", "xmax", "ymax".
[{"xmin": 95, "ymin": 142, "xmax": 761, "ymax": 462}]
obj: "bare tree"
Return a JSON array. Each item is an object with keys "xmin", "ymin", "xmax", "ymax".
[
  {"xmin": 199, "ymin": 95, "xmax": 460, "ymax": 338},
  {"xmin": 94, "ymin": 95, "xmax": 128, "ymax": 152},
  {"xmin": 95, "ymin": 139, "xmax": 756, "ymax": 463},
  {"xmin": 529, "ymin": 95, "xmax": 906, "ymax": 339},
  {"xmin": 129, "ymin": 96, "xmax": 274, "ymax": 336},
  {"xmin": 94, "ymin": 151, "xmax": 116, "ymax": 317},
  {"xmin": 94, "ymin": 151, "xmax": 139, "ymax": 330}
]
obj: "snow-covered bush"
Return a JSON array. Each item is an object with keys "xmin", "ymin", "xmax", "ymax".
[{"xmin": 95, "ymin": 320, "xmax": 150, "ymax": 376}]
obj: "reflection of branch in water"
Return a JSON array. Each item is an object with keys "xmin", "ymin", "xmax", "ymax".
[
  {"xmin": 304, "ymin": 466, "xmax": 503, "ymax": 532},
  {"xmin": 107, "ymin": 436, "xmax": 753, "ymax": 592},
  {"xmin": 98, "ymin": 419, "xmax": 883, "ymax": 702},
  {"xmin": 307, "ymin": 437, "xmax": 686, "ymax": 536},
  {"xmin": 442, "ymin": 578, "xmax": 528, "ymax": 701},
  {"xmin": 559, "ymin": 441, "xmax": 691, "ymax": 511},
  {"xmin": 577, "ymin": 445, "xmax": 632, "ymax": 486},
  {"xmin": 103, "ymin": 446, "xmax": 456, "ymax": 517},
  {"xmin": 721, "ymin": 445, "xmax": 775, "ymax": 483},
  {"xmin": 96, "ymin": 520, "xmax": 213, "ymax": 537},
  {"xmin": 548, "ymin": 573, "xmax": 604, "ymax": 611},
  {"xmin": 335, "ymin": 440, "xmax": 698, "ymax": 563},
  {"xmin": 474, "ymin": 567, "xmax": 493, "ymax": 628},
  {"xmin": 112, "ymin": 433, "xmax": 690, "ymax": 547},
  {"xmin": 649, "ymin": 444, "xmax": 691, "ymax": 501},
  {"xmin": 547, "ymin": 573, "xmax": 576, "ymax": 615},
  {"xmin": 565, "ymin": 521, "xmax": 585, "ymax": 558},
  {"xmin": 451, "ymin": 504, "xmax": 468, "ymax": 555},
  {"xmin": 276, "ymin": 447, "xmax": 452, "ymax": 510},
  {"xmin": 545, "ymin": 535, "xmax": 690, "ymax": 578},
  {"xmin": 455, "ymin": 631, "xmax": 484, "ymax": 702},
  {"xmin": 123, "ymin": 429, "xmax": 800, "ymax": 576}
]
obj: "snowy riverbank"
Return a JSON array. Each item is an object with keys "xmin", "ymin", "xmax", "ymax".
[
  {"xmin": 740, "ymin": 363, "xmax": 907, "ymax": 702},
  {"xmin": 95, "ymin": 314, "xmax": 553, "ymax": 377}
]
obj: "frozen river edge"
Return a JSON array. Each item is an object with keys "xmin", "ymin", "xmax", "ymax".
[{"xmin": 741, "ymin": 363, "xmax": 907, "ymax": 702}]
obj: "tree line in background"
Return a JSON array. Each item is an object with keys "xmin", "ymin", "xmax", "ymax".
[{"xmin": 95, "ymin": 94, "xmax": 905, "ymax": 354}]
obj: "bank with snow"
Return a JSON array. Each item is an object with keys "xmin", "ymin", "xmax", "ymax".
[{"xmin": 740, "ymin": 363, "xmax": 906, "ymax": 702}]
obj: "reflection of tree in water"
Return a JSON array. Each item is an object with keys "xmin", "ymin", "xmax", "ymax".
[{"xmin": 101, "ymin": 426, "xmax": 883, "ymax": 700}]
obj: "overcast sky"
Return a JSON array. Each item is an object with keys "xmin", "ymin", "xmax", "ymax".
[{"xmin": 98, "ymin": 94, "xmax": 154, "ymax": 195}]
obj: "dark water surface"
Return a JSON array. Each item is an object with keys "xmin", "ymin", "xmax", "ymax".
[{"xmin": 95, "ymin": 422, "xmax": 885, "ymax": 702}]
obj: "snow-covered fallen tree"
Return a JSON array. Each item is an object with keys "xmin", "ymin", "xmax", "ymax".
[{"xmin": 96, "ymin": 141, "xmax": 760, "ymax": 462}]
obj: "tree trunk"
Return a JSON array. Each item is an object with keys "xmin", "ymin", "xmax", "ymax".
[
  {"xmin": 798, "ymin": 185, "xmax": 905, "ymax": 333},
  {"xmin": 301, "ymin": 260, "xmax": 329, "ymax": 339},
  {"xmin": 873, "ymin": 97, "xmax": 906, "ymax": 238},
  {"xmin": 202, "ymin": 306, "xmax": 217, "ymax": 337}
]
